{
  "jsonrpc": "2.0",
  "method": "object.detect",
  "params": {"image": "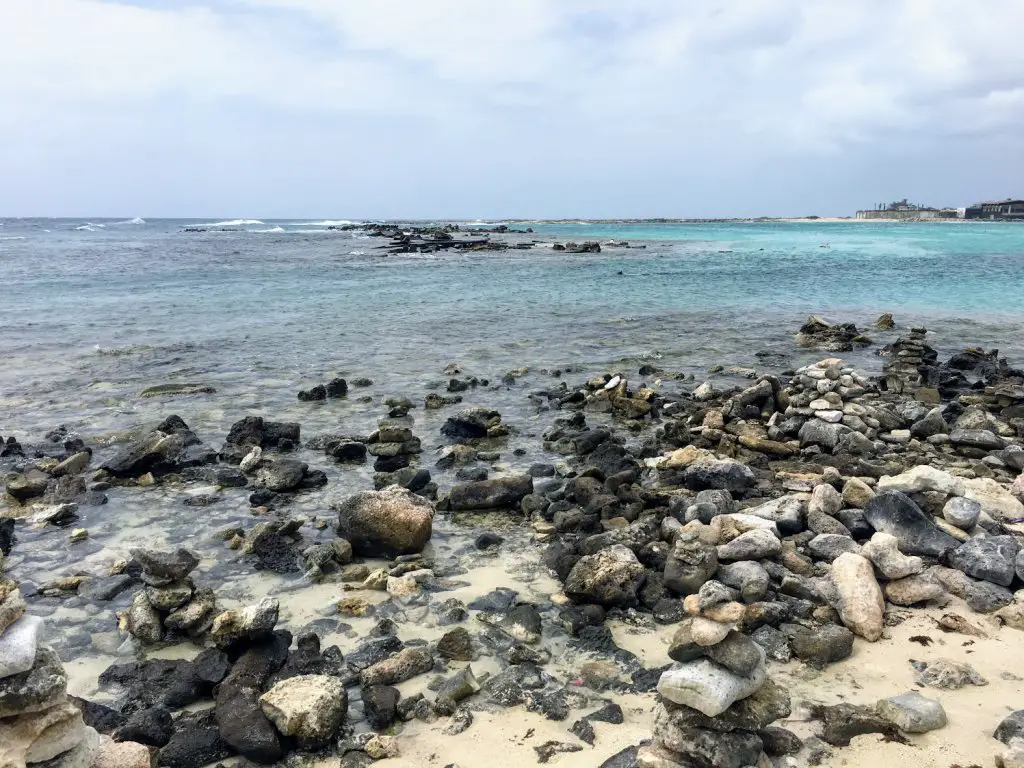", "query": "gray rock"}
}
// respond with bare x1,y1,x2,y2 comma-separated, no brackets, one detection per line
716,561,769,603
863,491,959,557
448,475,534,511
808,533,860,562
910,408,949,439
130,548,199,582
789,624,854,668
360,648,434,686
259,675,347,749
663,538,718,596
682,460,756,494
716,529,781,561
943,497,981,530
799,420,852,451
210,597,279,649
215,683,282,763
656,645,766,717
704,631,763,677
654,677,791,732
0,647,67,717
964,579,1014,613
255,459,307,492
876,691,947,733
913,658,987,689
751,625,791,662
948,536,1020,586
0,614,43,679
950,429,1005,451
124,591,163,644
995,710,1024,745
